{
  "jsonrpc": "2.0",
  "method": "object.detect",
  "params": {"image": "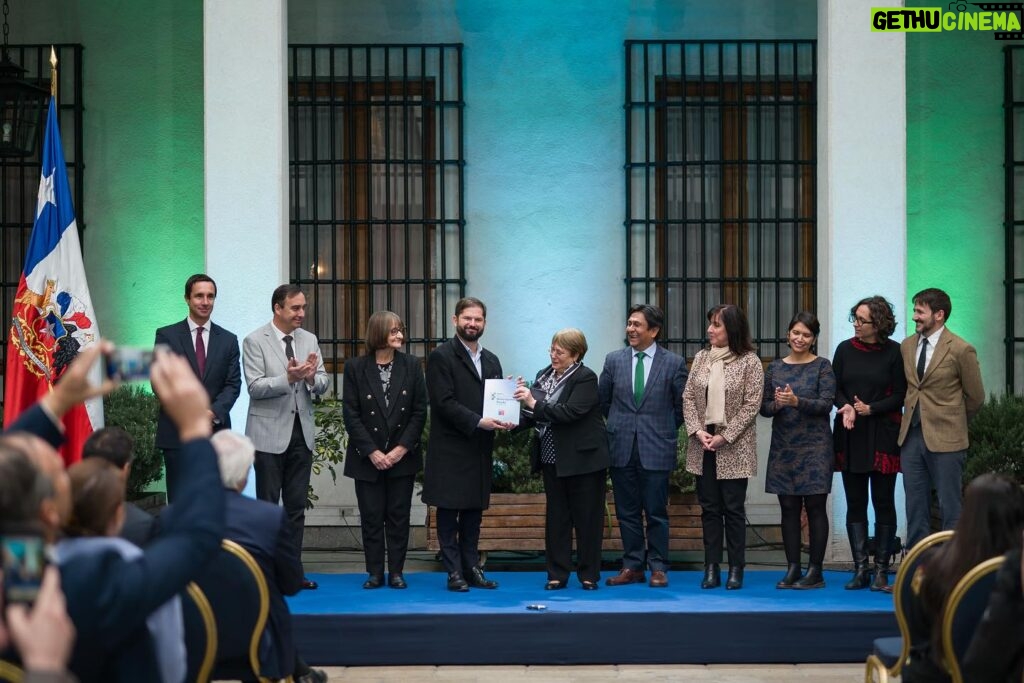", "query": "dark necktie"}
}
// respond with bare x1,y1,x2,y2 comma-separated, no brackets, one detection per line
917,337,928,381
283,335,295,361
195,327,206,377
634,352,645,407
